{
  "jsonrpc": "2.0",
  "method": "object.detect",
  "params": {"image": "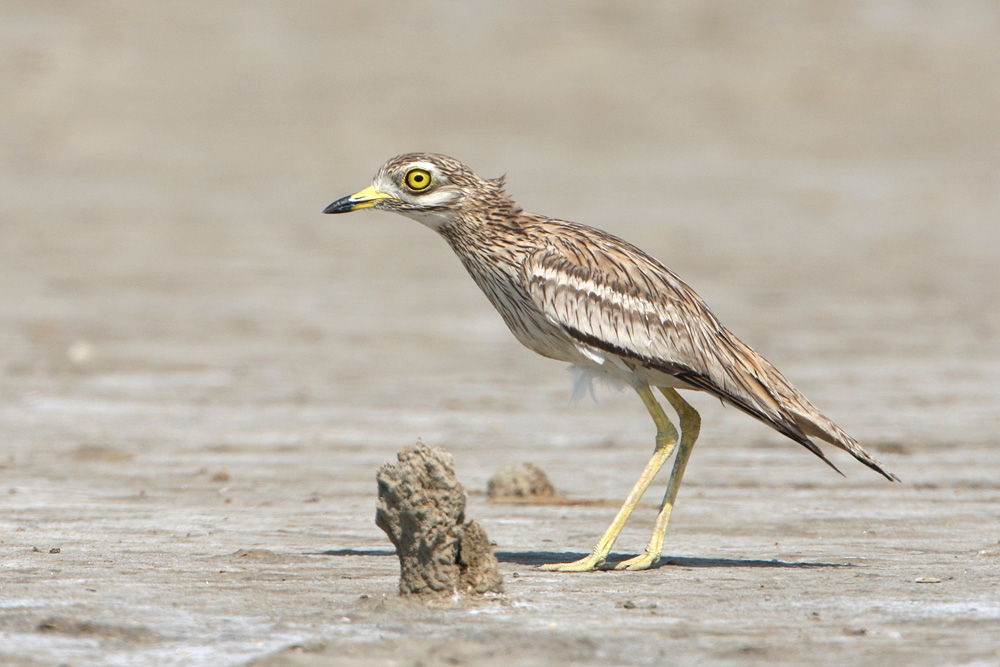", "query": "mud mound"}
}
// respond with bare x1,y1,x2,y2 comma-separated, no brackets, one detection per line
375,440,503,597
